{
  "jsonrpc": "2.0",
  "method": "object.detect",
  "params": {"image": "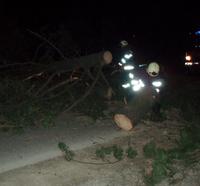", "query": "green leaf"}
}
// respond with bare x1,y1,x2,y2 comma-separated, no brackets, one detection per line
58,142,67,152
126,147,137,159
152,161,168,184
103,147,113,155
143,141,156,158
95,148,105,159
155,148,169,164
112,145,124,160
65,150,75,161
